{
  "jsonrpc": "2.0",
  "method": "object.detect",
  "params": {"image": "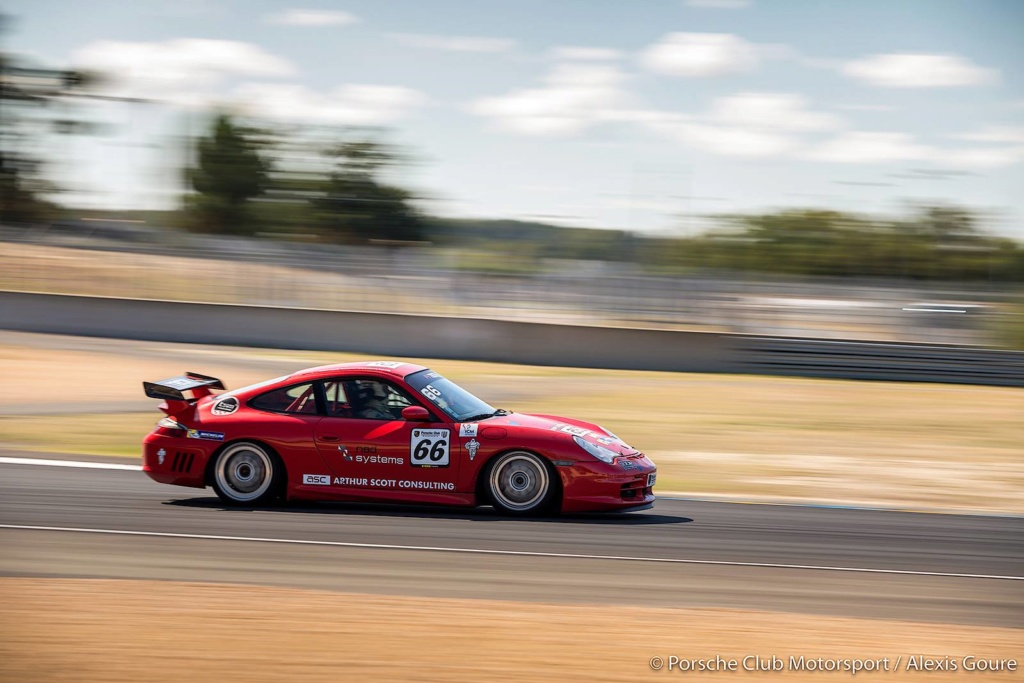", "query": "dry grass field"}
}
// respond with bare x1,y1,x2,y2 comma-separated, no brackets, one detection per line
1,578,1020,683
